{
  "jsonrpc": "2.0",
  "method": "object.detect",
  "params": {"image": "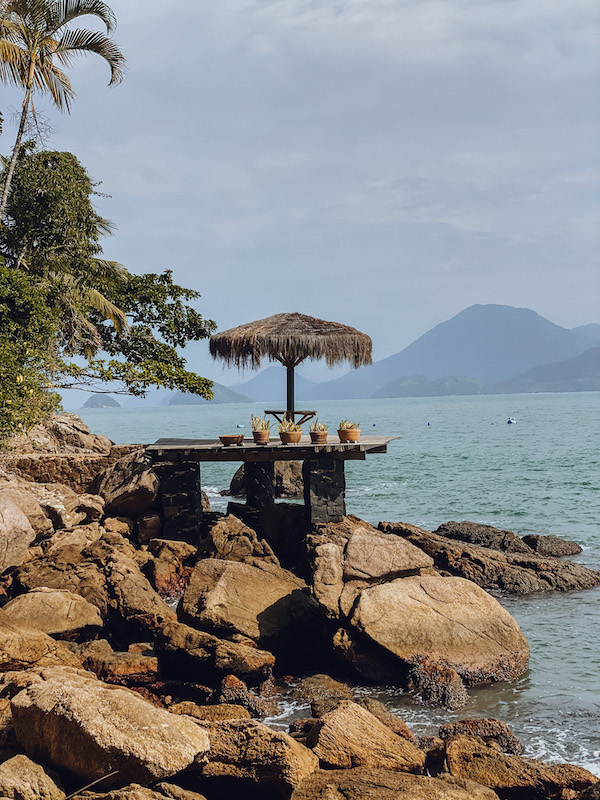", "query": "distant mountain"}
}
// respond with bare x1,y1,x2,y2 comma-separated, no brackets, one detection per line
492,347,600,394
231,366,319,403
82,395,121,408
313,305,595,399
571,324,600,345
169,382,250,405
374,375,489,398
